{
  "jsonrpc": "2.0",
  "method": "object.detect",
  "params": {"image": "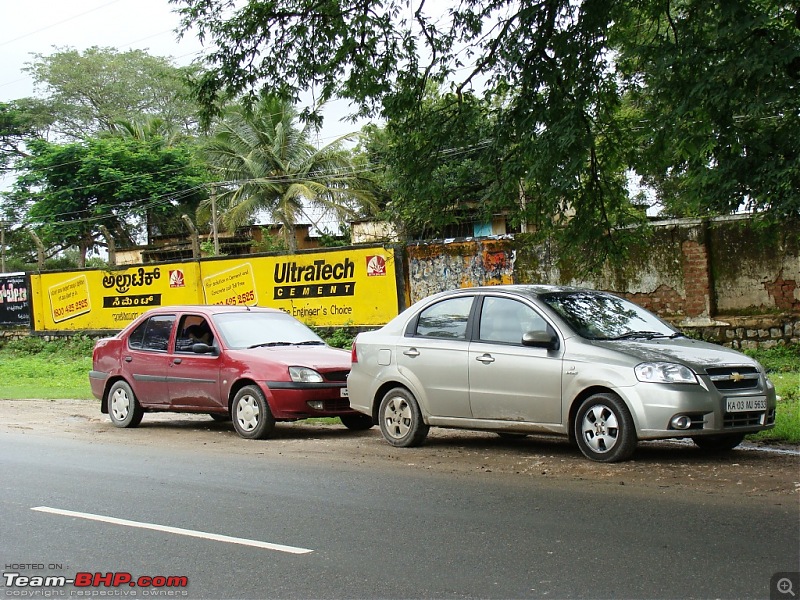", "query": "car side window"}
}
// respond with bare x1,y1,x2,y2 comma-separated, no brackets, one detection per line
176,316,214,352
414,296,473,339
128,315,175,352
479,297,548,345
